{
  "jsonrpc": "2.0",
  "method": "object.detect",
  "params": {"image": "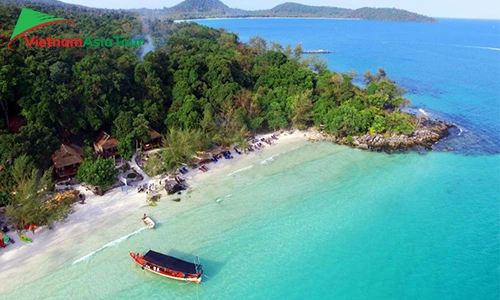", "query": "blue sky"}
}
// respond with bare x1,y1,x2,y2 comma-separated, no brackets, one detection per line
61,0,500,19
